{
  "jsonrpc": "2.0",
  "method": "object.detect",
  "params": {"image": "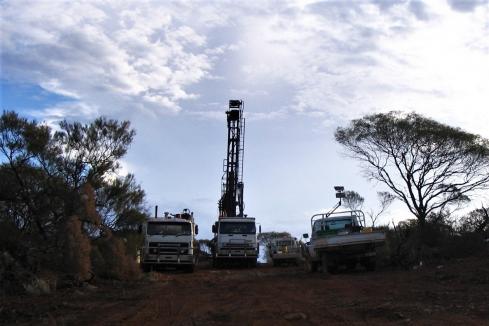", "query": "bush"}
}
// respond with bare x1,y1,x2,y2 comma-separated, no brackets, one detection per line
91,230,141,281
60,216,92,283
382,217,487,268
